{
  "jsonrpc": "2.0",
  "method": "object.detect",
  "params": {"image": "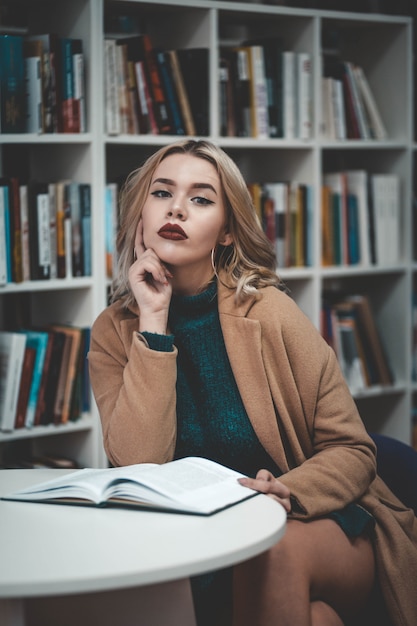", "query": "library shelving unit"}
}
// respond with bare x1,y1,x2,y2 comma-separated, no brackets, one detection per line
0,0,414,468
